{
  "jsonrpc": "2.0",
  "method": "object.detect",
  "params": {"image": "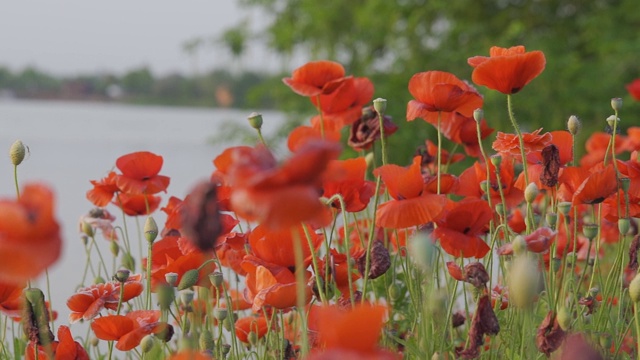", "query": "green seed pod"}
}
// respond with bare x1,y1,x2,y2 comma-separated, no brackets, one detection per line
214,308,228,321
567,115,581,136
619,218,630,235
157,285,175,310
583,224,599,240
473,108,484,123
209,272,224,288
247,112,263,130
524,182,539,203
110,240,120,257
388,283,404,302
114,269,130,283
178,269,200,290
199,328,215,351
611,97,623,111
122,252,136,272
141,334,156,353
557,202,572,216
373,98,387,115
